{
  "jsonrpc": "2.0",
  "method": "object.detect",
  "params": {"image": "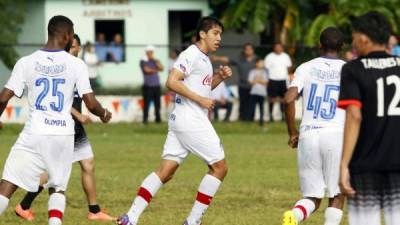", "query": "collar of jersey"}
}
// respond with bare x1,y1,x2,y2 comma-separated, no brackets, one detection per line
366,51,390,57
194,44,209,56
40,49,65,52
319,55,340,60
